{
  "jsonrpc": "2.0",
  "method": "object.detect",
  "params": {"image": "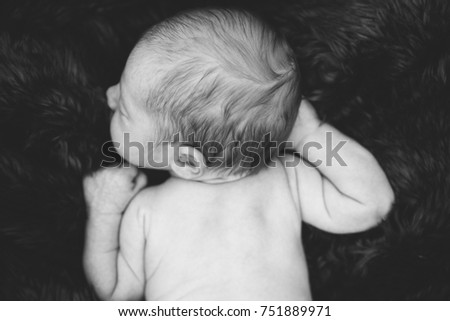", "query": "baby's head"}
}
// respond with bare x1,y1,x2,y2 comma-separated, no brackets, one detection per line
107,8,301,182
